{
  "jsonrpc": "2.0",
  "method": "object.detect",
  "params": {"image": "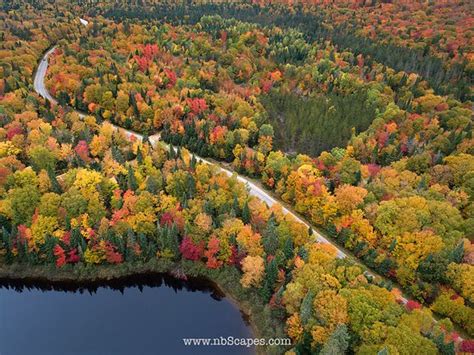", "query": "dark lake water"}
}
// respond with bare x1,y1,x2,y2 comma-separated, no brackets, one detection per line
0,274,254,355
